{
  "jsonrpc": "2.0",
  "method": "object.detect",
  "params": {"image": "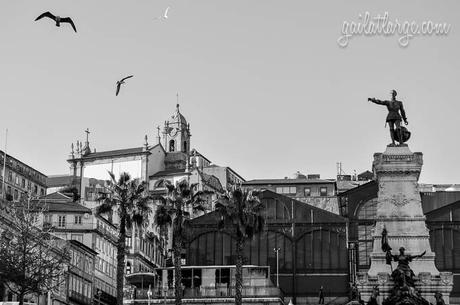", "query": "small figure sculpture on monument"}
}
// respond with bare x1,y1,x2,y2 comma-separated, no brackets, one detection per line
368,90,410,146
435,292,445,305
390,247,426,287
381,228,431,305
367,286,380,305
350,283,365,305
